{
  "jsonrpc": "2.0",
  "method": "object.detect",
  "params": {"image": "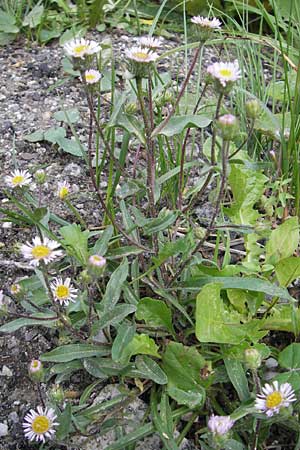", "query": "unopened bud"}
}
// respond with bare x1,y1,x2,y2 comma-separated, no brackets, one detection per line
28,359,44,382
48,384,64,403
194,226,206,240
216,114,239,141
245,99,261,120
88,254,106,278
244,348,262,370
35,169,46,184
125,102,138,115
